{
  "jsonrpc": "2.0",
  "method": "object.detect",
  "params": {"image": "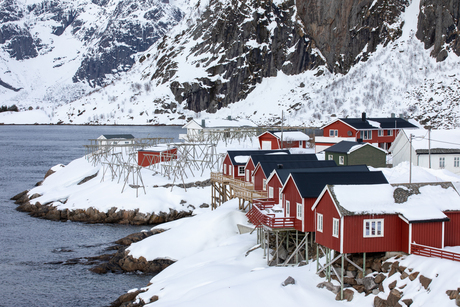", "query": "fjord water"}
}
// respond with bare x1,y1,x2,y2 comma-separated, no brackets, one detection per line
0,125,182,307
